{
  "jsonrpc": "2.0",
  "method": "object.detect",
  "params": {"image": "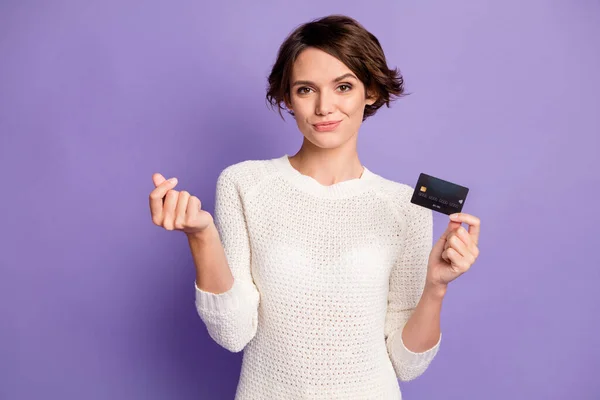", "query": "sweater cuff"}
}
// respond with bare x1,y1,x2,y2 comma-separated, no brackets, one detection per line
195,278,244,314
393,331,441,366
